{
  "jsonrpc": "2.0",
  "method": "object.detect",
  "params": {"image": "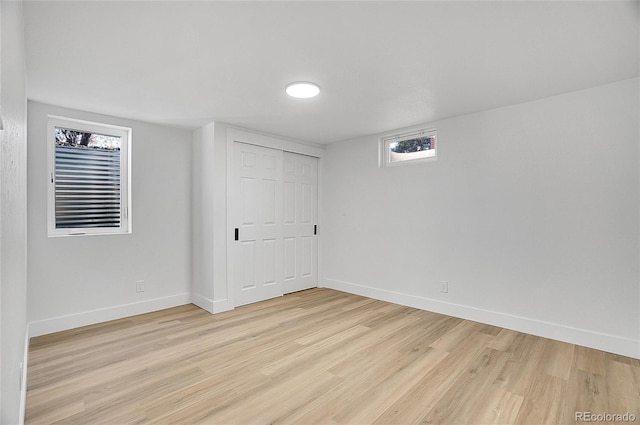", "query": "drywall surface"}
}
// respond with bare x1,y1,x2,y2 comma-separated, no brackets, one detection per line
322,78,639,358
1,0,29,423
192,123,215,308
191,122,229,313
212,123,228,307
27,102,192,335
